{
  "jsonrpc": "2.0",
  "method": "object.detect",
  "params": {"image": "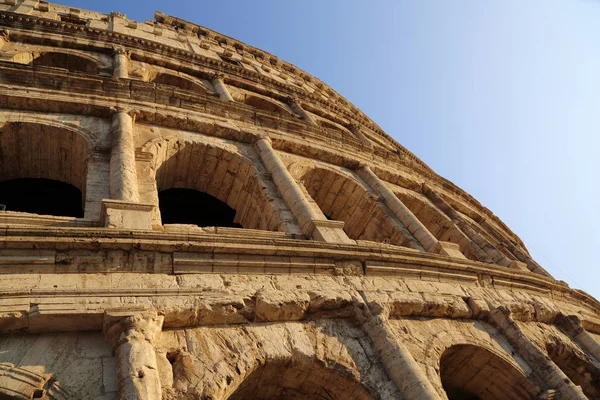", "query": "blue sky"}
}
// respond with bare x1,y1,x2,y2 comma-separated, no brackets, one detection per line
59,0,600,299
